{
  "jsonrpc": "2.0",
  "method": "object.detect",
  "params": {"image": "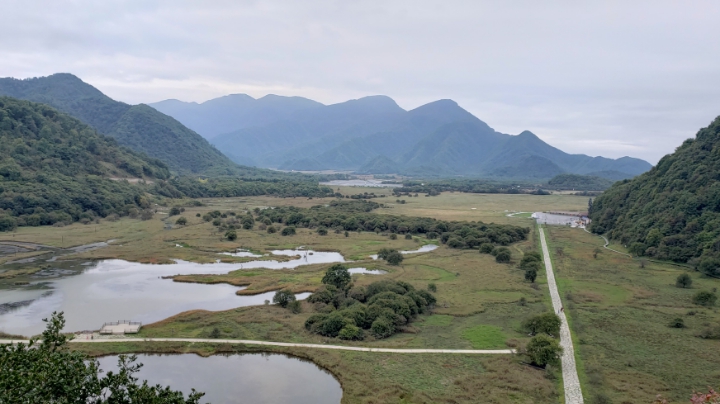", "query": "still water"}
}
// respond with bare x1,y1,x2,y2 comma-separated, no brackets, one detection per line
96,353,342,404
369,244,438,260
0,249,342,336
